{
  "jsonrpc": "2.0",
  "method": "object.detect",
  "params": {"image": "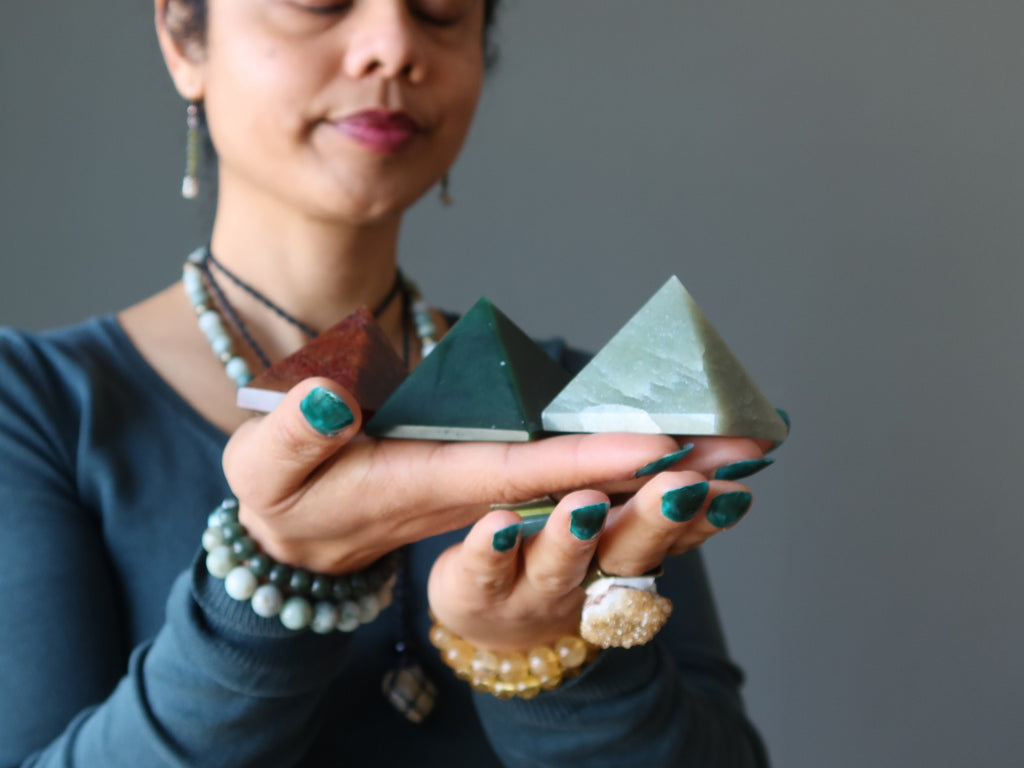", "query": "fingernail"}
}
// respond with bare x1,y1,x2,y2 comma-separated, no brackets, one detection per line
569,502,610,541
634,444,695,478
707,491,753,528
713,457,774,481
767,408,791,453
300,387,354,437
492,522,522,552
660,481,709,523
520,513,550,540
